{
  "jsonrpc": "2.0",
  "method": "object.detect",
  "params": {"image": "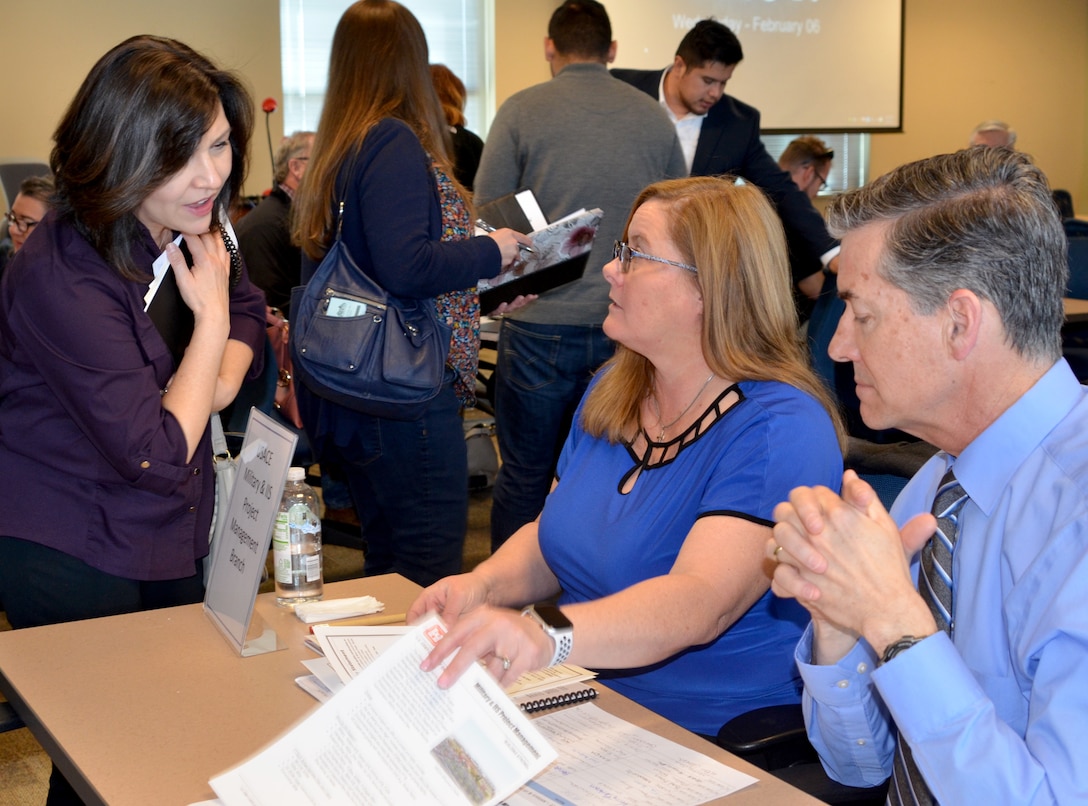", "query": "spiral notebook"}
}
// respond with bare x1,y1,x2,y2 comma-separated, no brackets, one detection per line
514,681,599,714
